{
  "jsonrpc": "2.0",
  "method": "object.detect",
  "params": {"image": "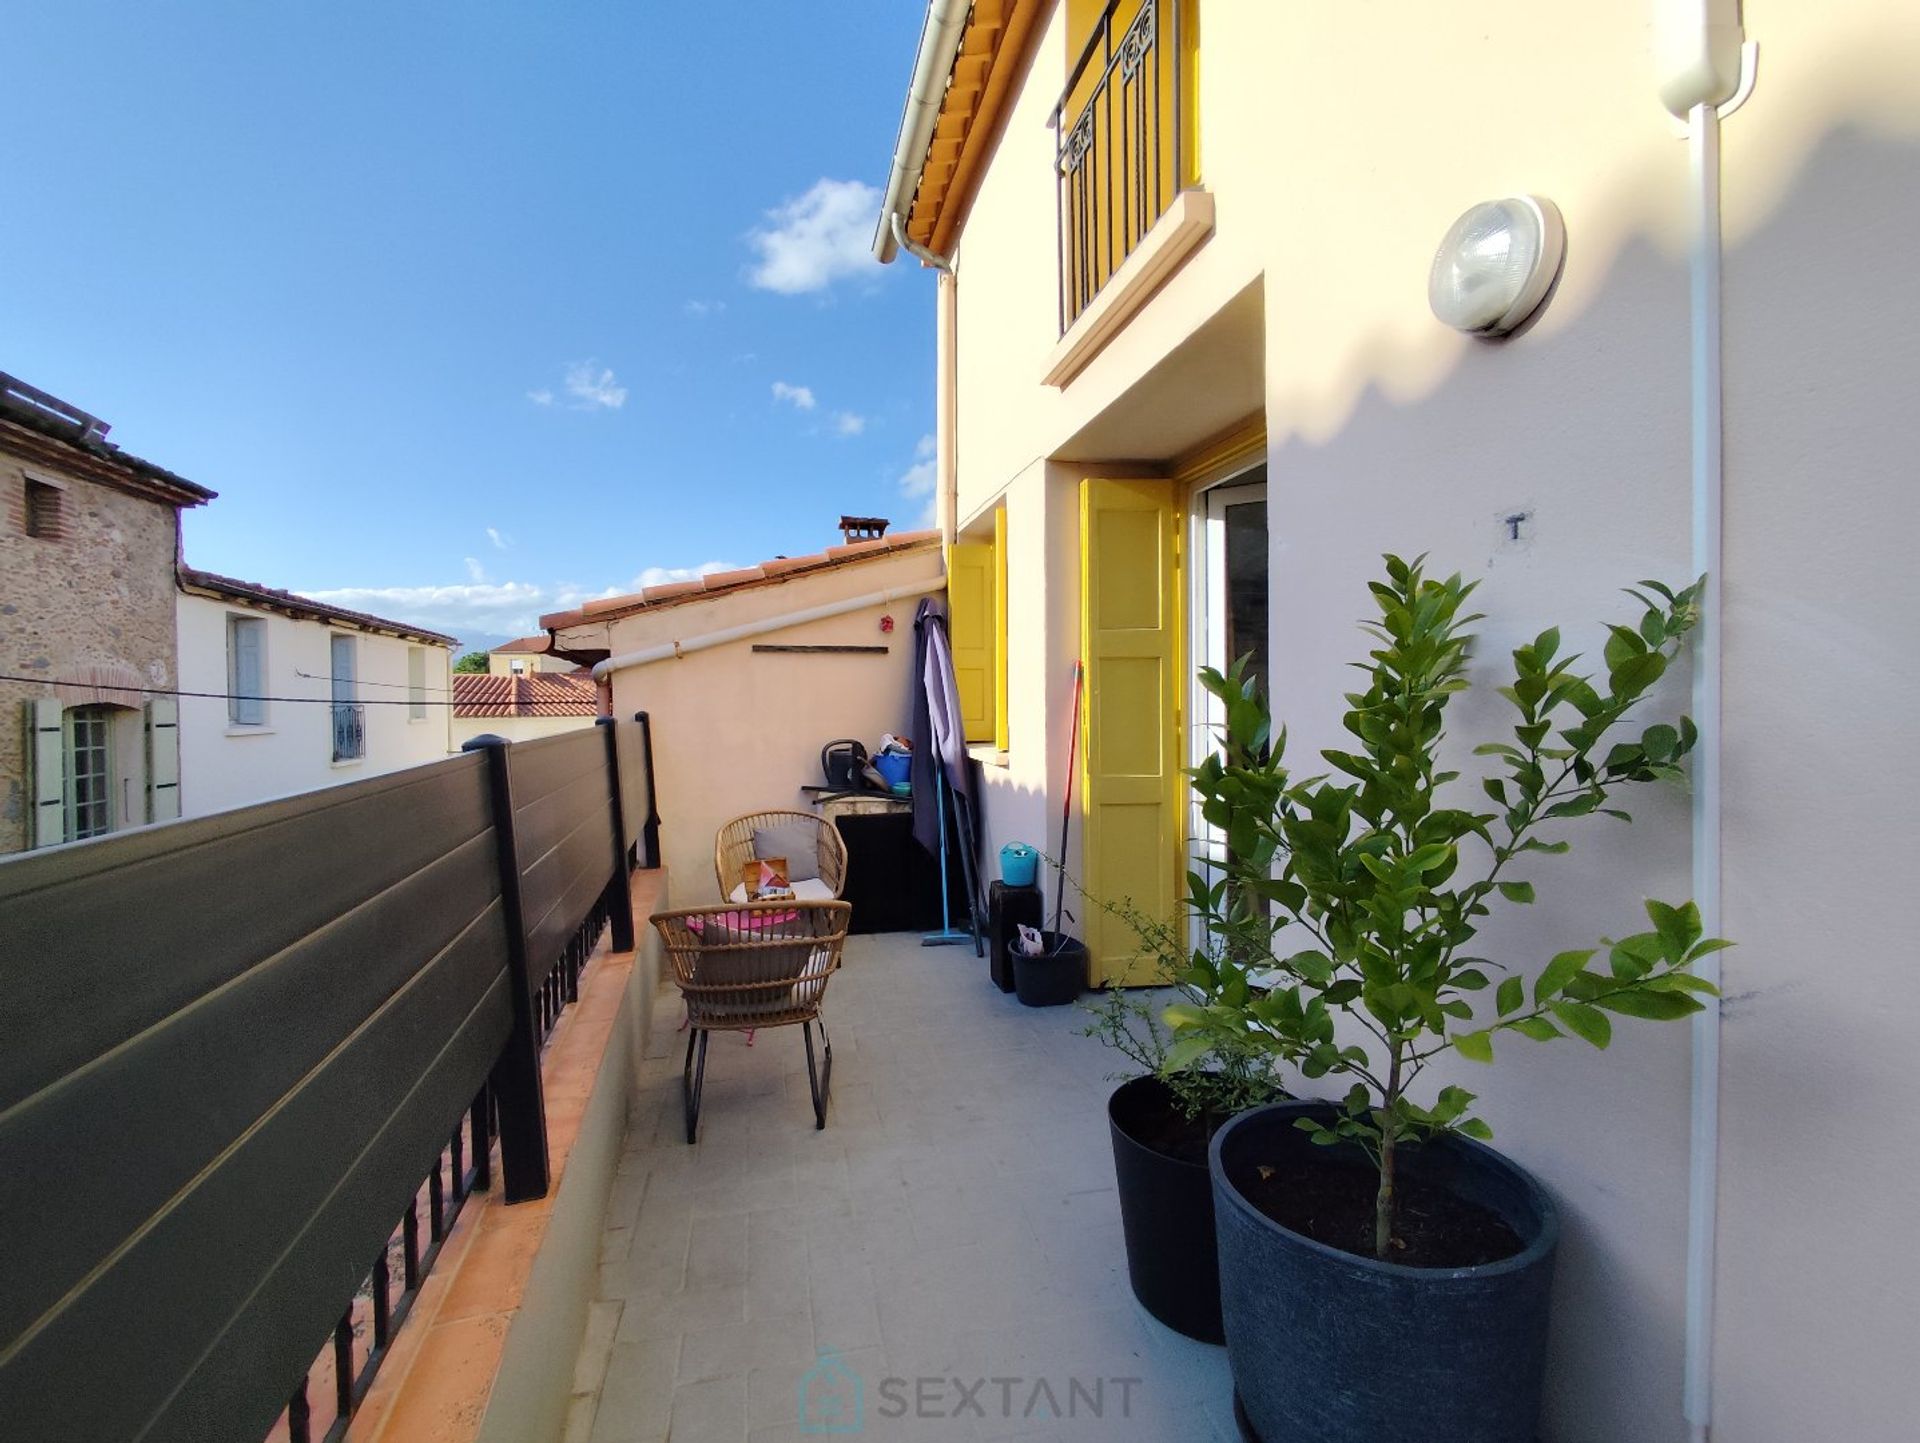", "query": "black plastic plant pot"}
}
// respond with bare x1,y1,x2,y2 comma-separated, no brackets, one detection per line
1108,1074,1226,1343
1210,1100,1560,1443
1013,933,1085,1006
